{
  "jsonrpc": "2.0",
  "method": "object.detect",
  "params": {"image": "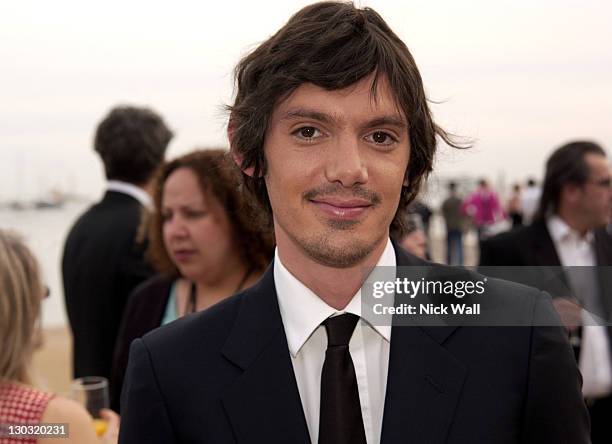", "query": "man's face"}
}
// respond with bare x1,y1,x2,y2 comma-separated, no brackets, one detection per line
578,153,612,228
262,74,410,268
